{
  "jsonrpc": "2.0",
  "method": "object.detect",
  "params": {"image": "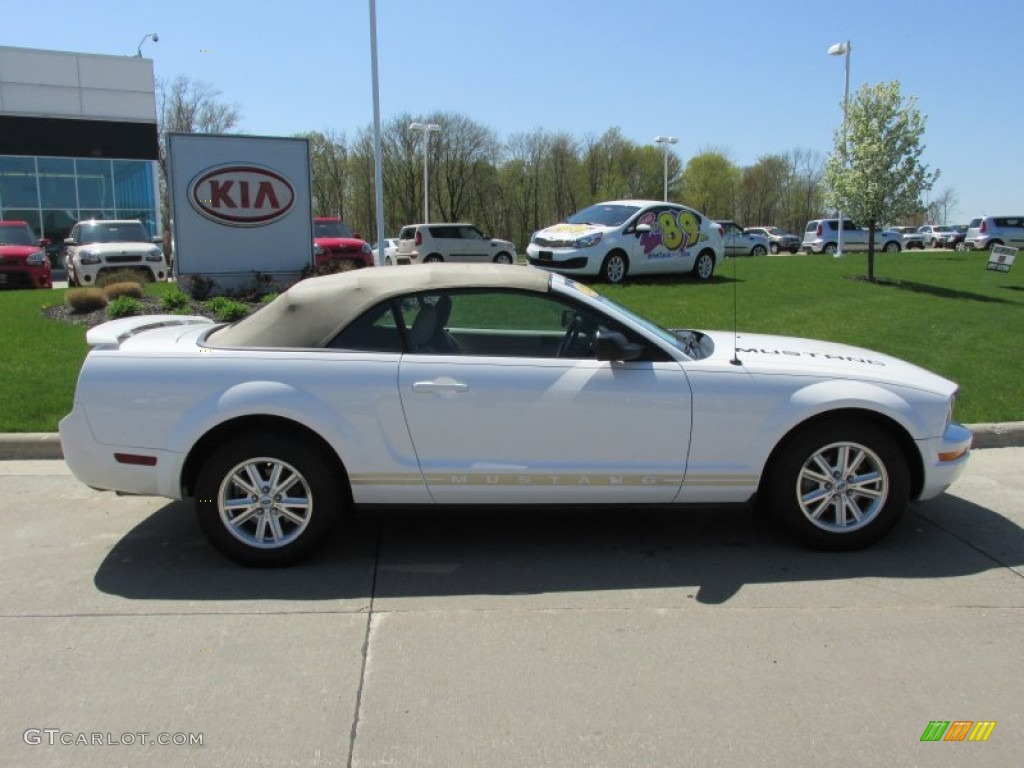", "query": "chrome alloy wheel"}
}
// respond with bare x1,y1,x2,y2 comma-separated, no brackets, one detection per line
795,441,889,533
218,457,313,549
